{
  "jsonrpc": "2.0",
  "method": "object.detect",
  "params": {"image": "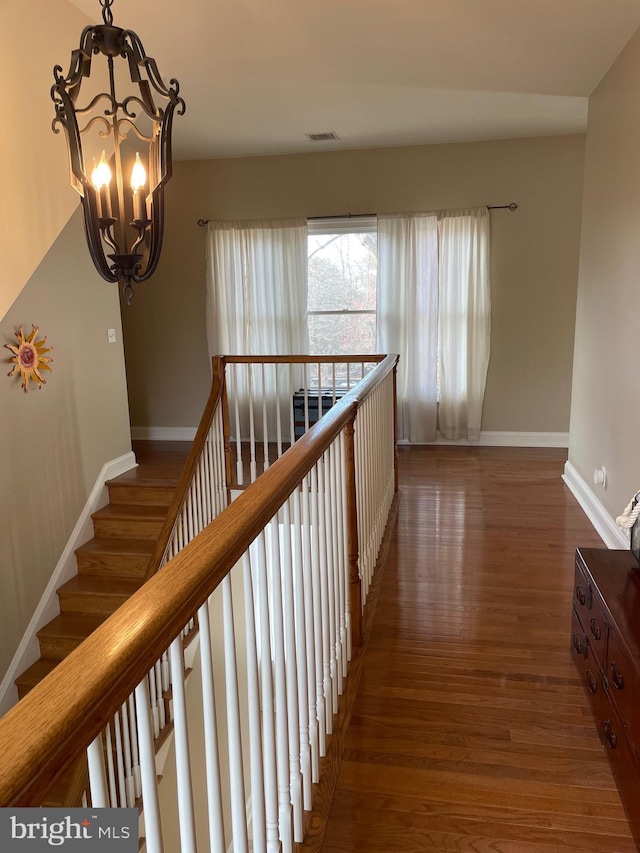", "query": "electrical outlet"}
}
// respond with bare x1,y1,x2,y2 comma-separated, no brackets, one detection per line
107,328,117,344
